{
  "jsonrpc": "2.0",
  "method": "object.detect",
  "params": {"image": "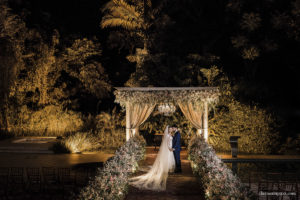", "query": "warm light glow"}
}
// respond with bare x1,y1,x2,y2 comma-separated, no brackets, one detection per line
157,103,176,116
